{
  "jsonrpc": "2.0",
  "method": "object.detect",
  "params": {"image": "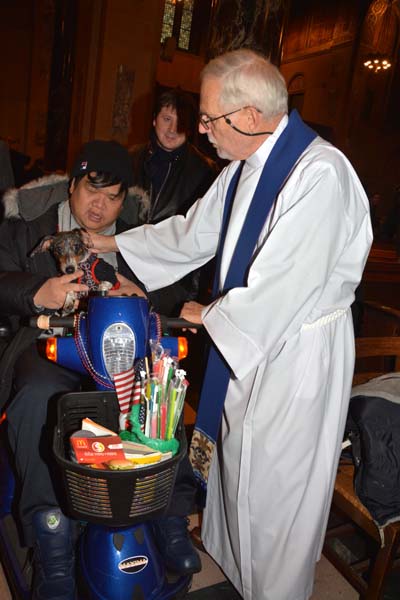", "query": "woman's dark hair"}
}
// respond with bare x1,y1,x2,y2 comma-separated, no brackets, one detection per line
154,88,197,138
